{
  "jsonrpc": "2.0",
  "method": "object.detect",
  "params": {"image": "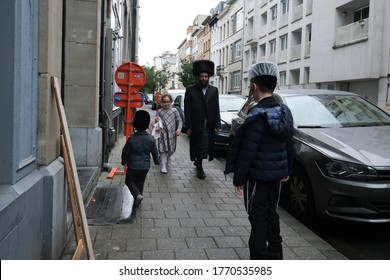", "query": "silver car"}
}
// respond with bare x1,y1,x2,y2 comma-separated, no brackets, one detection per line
230,89,390,224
